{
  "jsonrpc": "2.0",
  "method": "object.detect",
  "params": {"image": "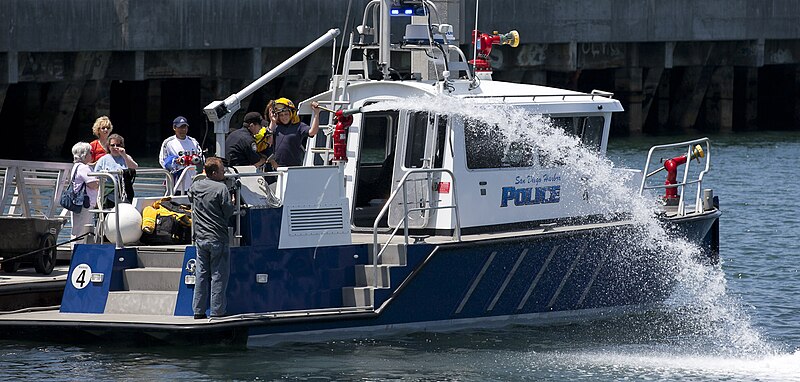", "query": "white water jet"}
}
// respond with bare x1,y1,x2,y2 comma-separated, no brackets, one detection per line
361,94,774,356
